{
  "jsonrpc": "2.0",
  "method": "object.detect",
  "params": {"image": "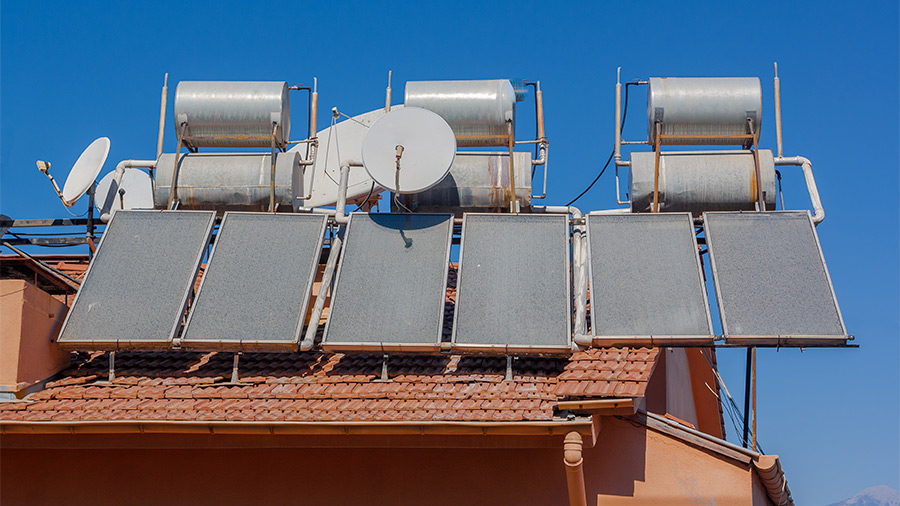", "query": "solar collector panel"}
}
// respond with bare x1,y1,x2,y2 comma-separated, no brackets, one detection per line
179,212,328,351
57,210,216,350
451,214,571,354
586,213,713,343
322,213,453,353
704,211,846,345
